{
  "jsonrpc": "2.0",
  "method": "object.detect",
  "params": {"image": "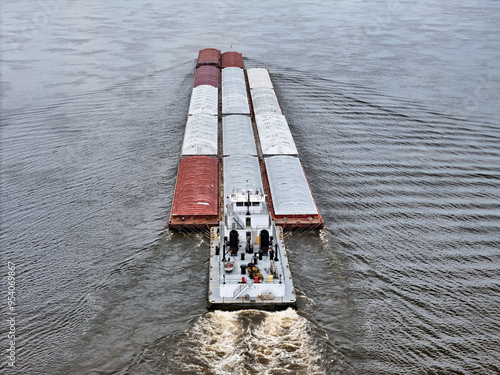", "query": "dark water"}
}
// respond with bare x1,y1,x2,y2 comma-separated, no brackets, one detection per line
1,1,499,374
